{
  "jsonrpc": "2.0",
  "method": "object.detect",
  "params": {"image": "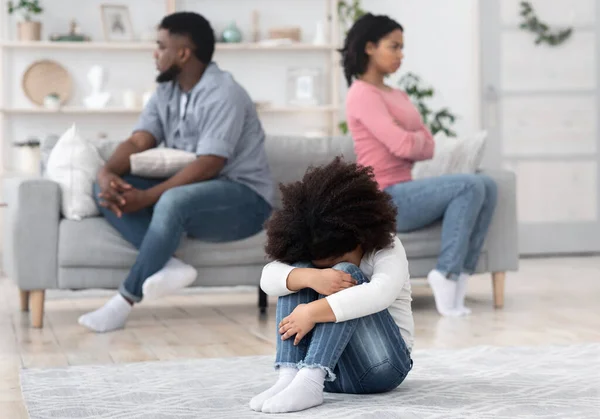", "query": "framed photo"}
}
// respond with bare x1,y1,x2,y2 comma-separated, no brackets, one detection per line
286,68,322,107
100,5,134,41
